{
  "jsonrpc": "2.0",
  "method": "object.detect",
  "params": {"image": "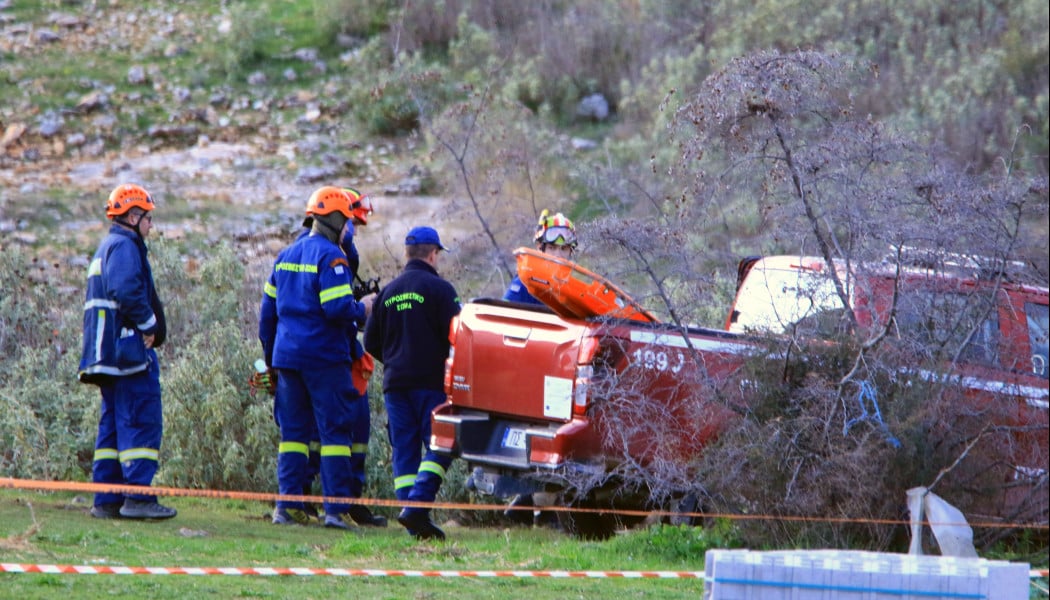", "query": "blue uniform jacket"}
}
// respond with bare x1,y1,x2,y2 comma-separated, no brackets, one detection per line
363,258,460,392
78,225,161,383
259,233,366,370
503,275,542,305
